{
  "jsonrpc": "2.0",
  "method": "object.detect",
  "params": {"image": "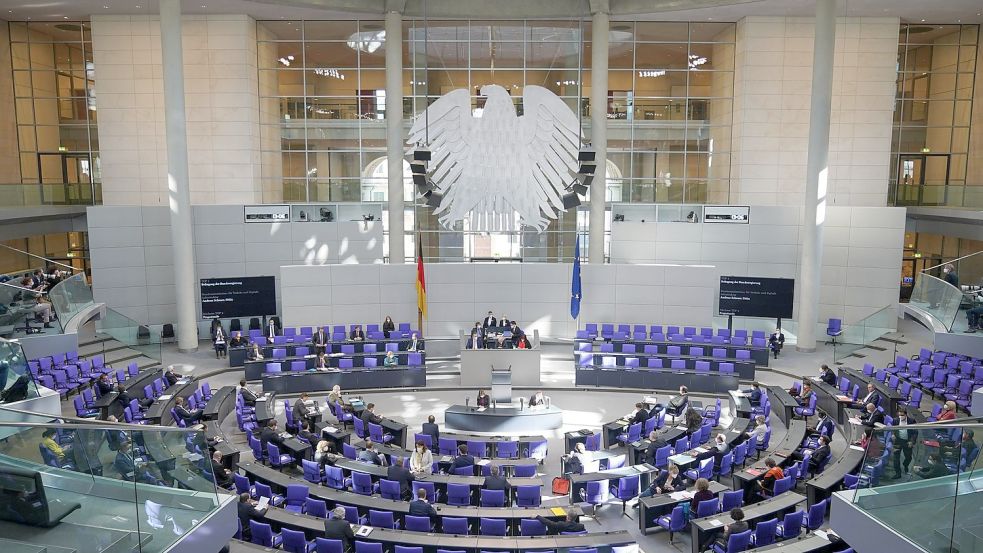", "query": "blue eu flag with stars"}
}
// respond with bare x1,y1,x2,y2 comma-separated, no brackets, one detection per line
571,235,582,319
